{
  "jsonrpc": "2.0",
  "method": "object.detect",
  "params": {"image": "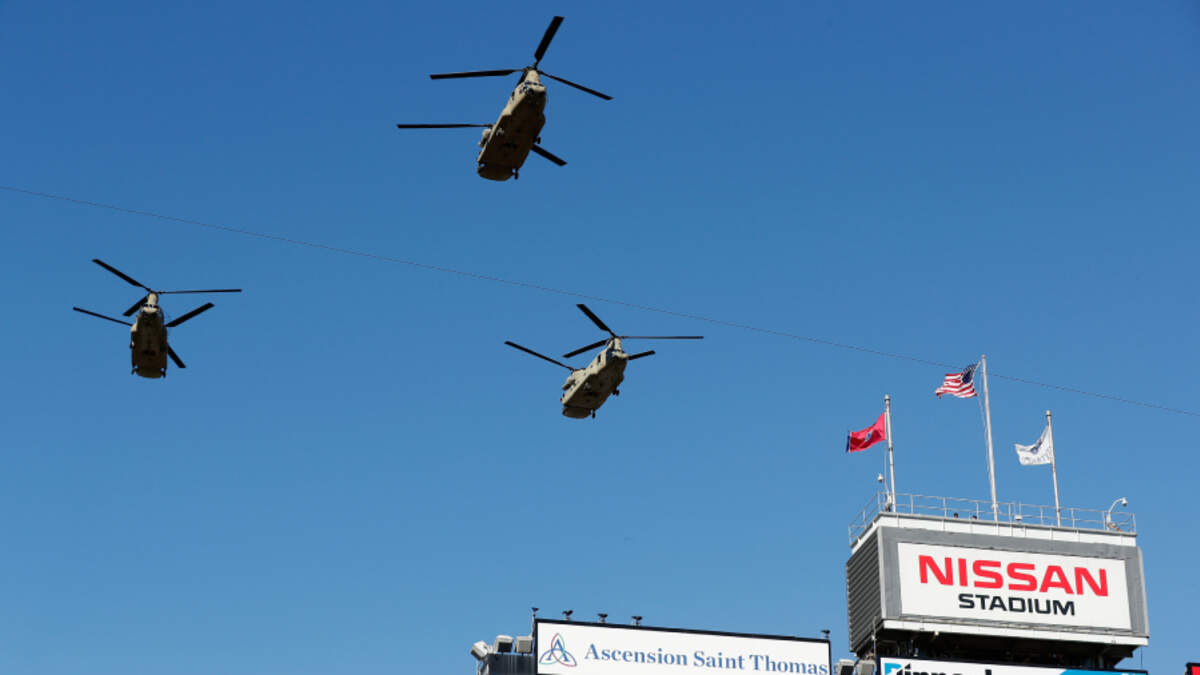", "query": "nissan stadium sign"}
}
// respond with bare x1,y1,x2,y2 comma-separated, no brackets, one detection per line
845,523,1149,650
878,657,1145,675
897,542,1132,630
534,620,829,675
